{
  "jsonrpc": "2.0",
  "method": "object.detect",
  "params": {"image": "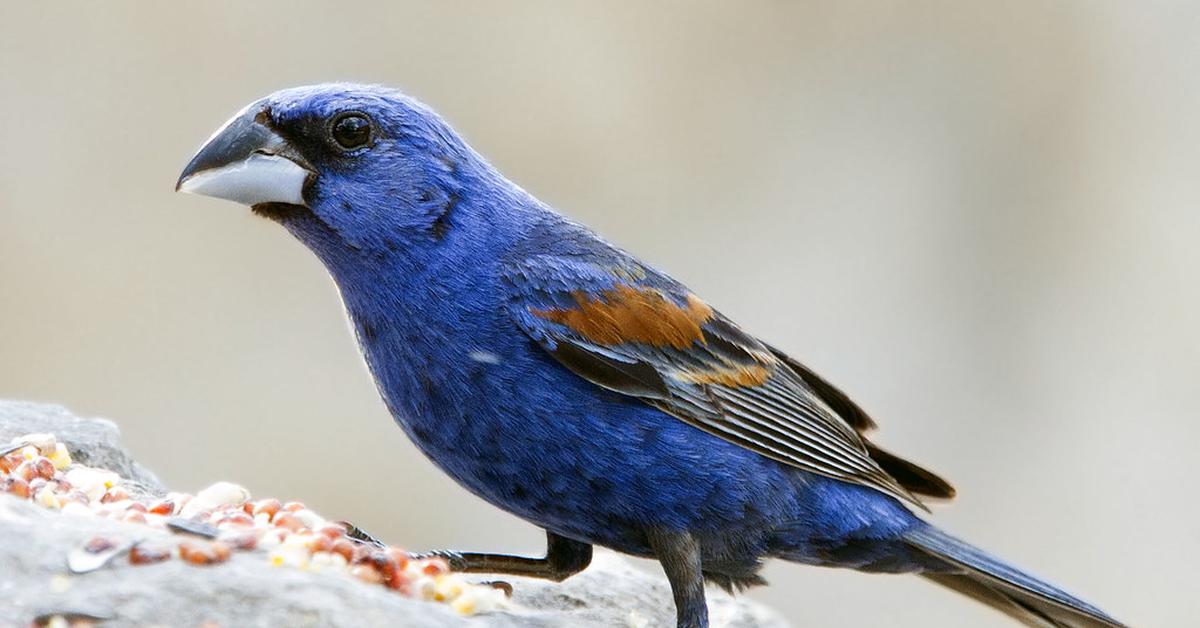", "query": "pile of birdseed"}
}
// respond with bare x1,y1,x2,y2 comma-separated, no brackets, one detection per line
0,432,509,618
